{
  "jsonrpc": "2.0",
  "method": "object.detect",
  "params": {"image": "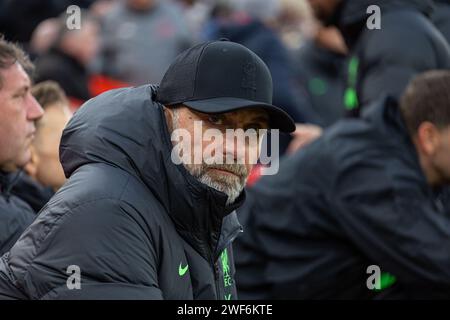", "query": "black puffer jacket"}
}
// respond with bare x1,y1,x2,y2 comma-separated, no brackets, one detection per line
10,172,54,213
0,85,244,300
0,171,35,256
234,97,450,299
432,0,450,44
333,0,450,115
